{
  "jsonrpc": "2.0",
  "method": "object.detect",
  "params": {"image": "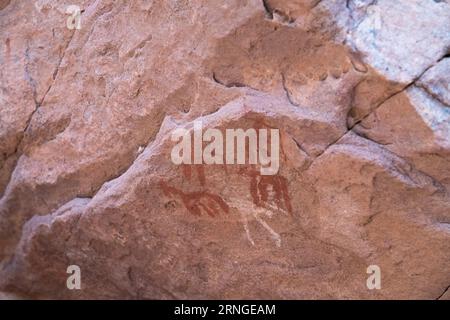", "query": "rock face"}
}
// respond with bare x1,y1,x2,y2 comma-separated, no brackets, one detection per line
0,0,449,299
